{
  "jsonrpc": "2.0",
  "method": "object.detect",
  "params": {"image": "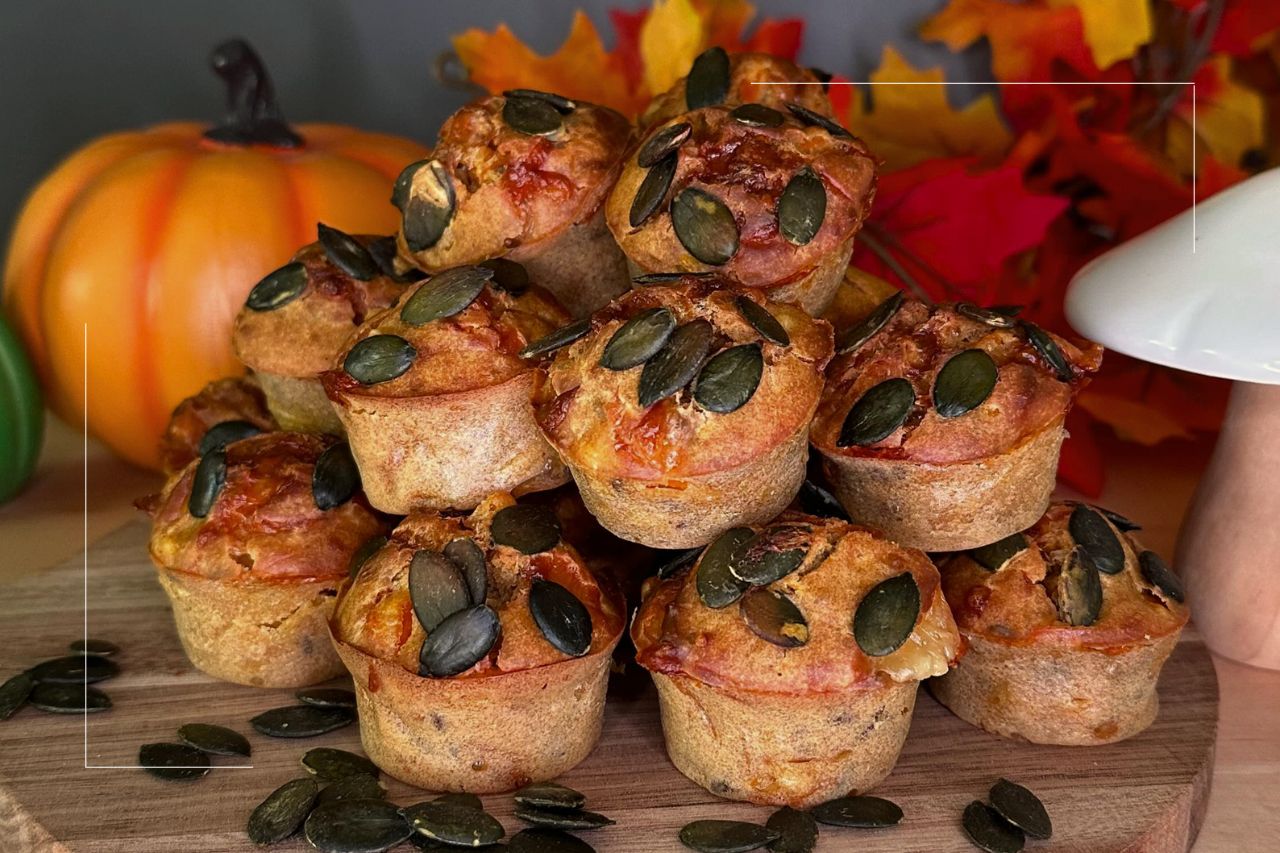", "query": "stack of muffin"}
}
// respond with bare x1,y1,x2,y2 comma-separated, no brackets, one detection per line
140,47,1189,805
